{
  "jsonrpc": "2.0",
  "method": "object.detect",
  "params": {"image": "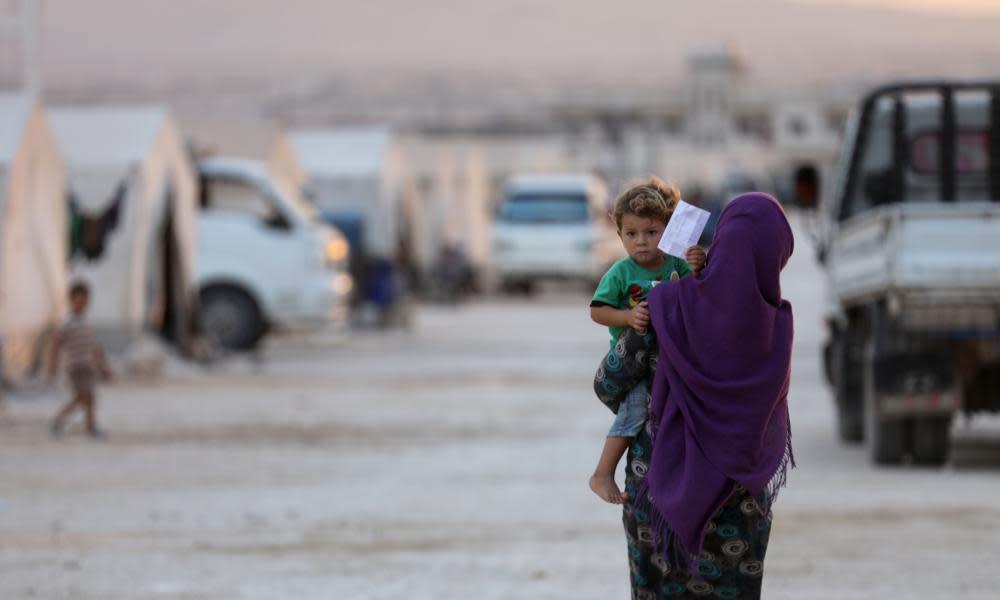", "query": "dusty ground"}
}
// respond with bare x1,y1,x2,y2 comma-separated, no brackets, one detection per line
3,220,1000,599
